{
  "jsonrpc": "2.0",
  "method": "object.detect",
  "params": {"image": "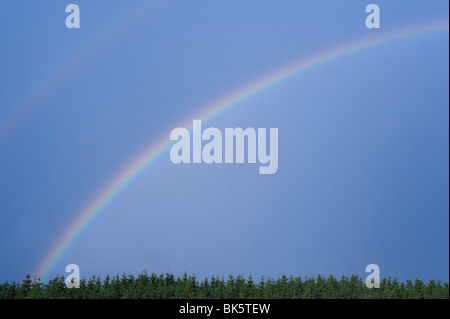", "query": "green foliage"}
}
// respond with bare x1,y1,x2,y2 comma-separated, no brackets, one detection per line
1,272,448,299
